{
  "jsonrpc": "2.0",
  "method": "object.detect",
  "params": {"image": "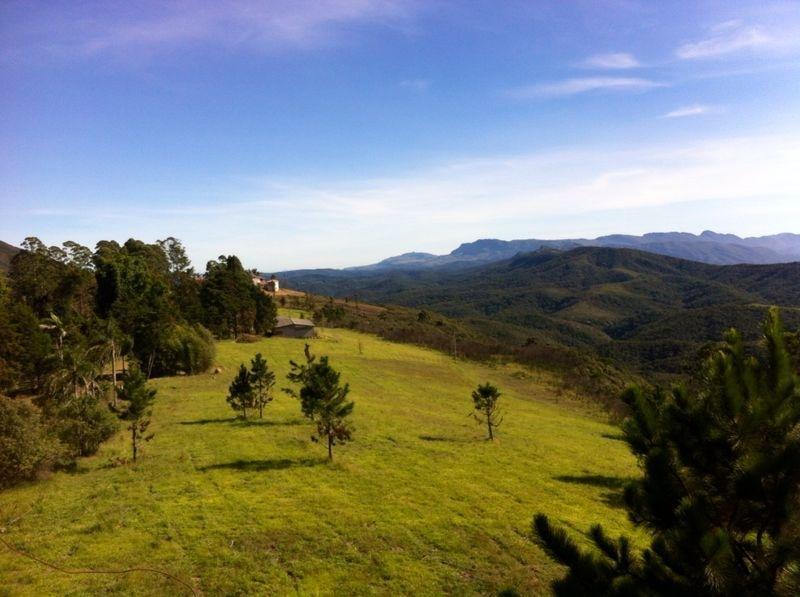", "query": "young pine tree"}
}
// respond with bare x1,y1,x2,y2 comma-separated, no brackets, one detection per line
227,364,254,420
471,382,503,440
112,364,156,462
533,308,800,596
284,345,354,460
250,352,275,419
